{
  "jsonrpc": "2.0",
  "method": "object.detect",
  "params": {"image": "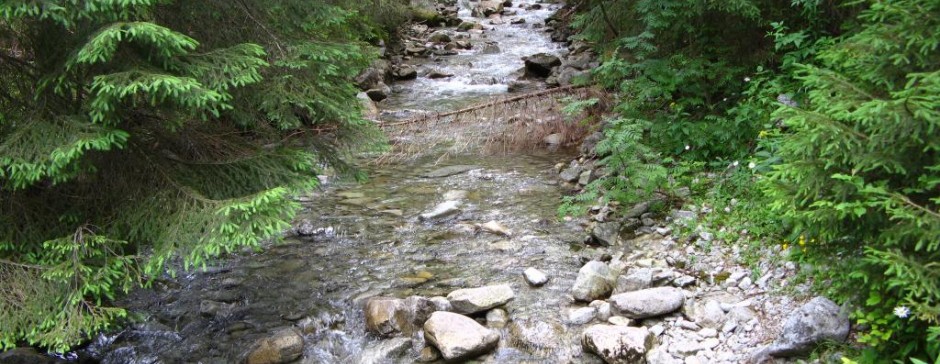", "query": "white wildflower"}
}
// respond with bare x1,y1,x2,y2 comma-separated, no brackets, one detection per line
744,77,751,82
685,145,691,151
732,160,739,167
894,306,910,318
748,162,756,169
